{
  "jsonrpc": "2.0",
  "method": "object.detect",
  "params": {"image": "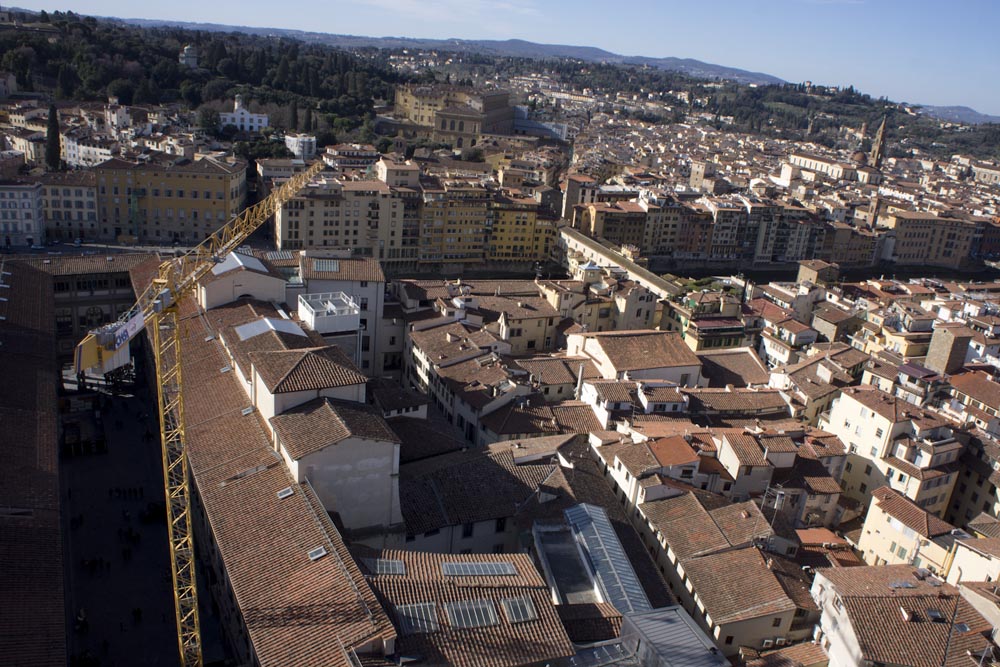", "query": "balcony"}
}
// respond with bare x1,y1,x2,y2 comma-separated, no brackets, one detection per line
297,292,360,334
